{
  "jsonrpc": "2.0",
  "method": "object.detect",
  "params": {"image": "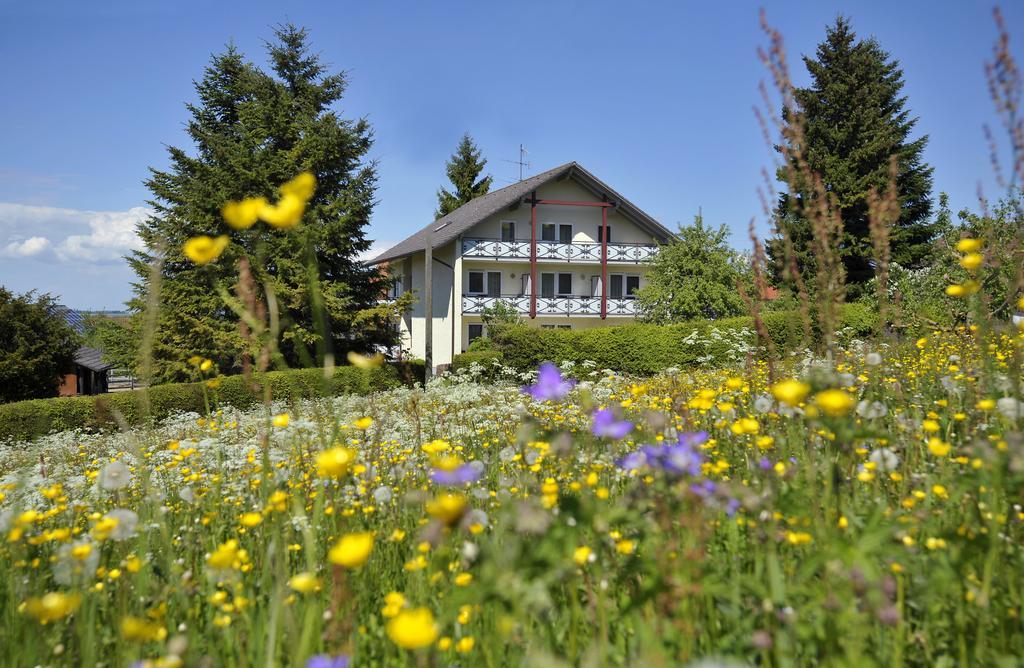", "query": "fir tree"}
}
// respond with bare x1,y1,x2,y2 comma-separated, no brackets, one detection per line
435,134,492,218
130,25,392,383
768,17,935,289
